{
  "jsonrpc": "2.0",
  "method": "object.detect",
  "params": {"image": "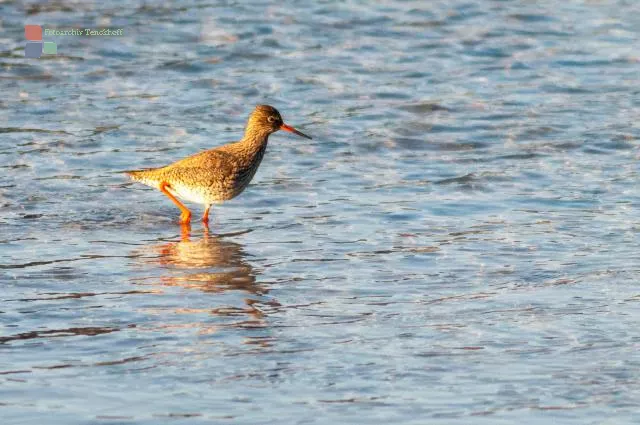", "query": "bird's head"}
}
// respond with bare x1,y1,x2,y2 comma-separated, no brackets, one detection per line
245,105,312,140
